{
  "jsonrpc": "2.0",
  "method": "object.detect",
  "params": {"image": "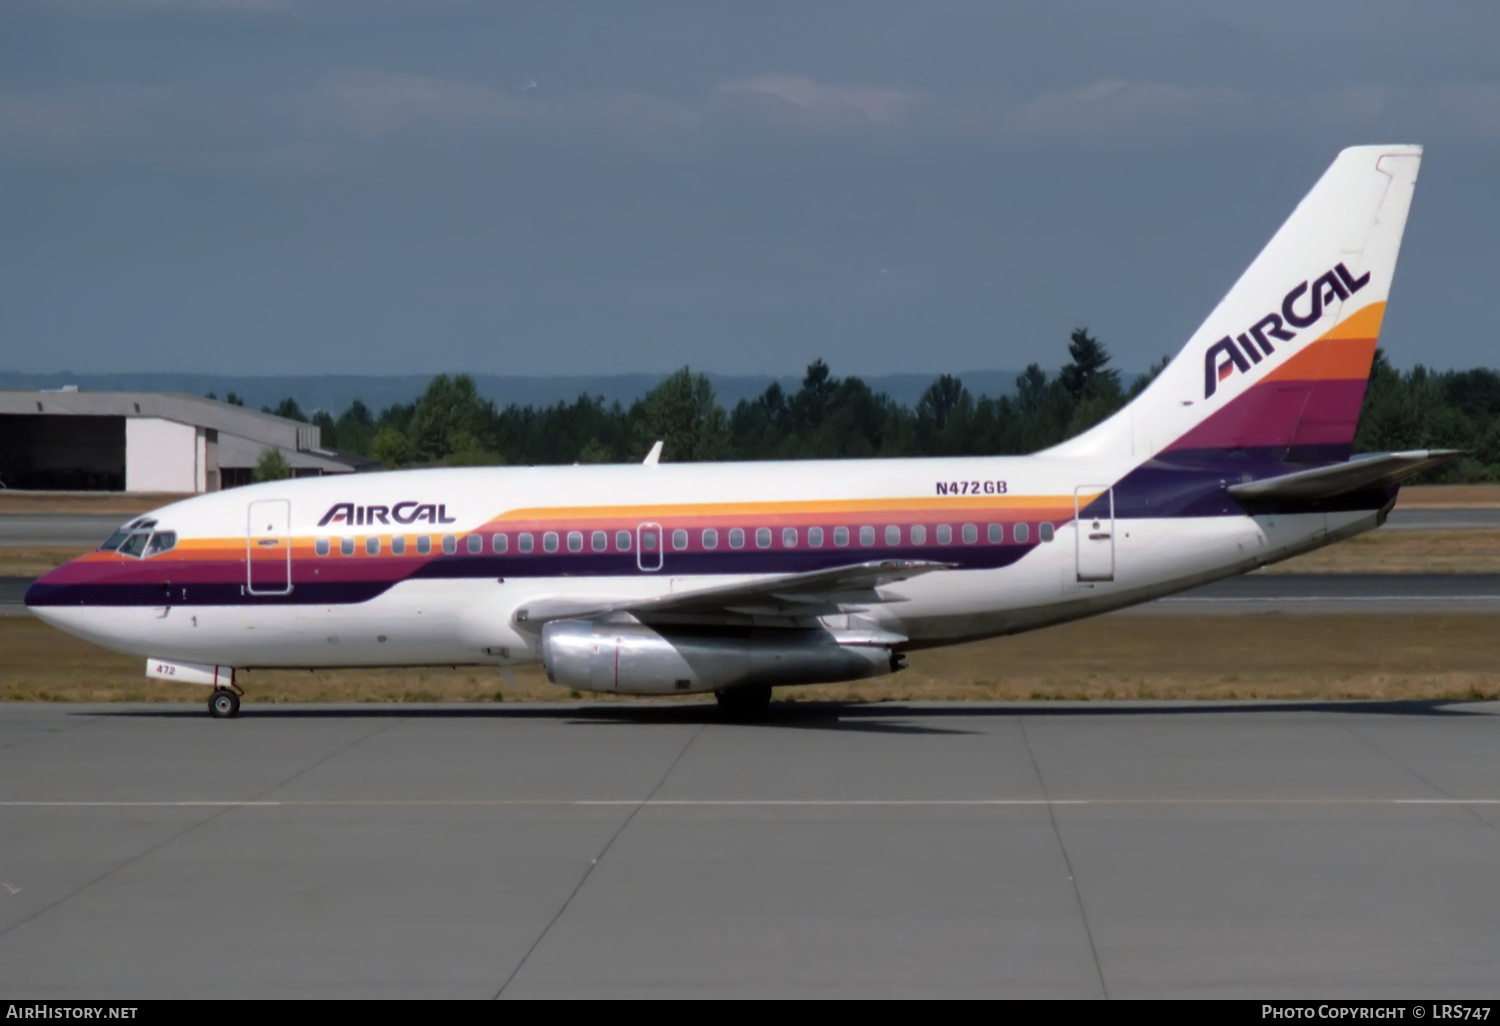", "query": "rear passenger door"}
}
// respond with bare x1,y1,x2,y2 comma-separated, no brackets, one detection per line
1074,486,1115,583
